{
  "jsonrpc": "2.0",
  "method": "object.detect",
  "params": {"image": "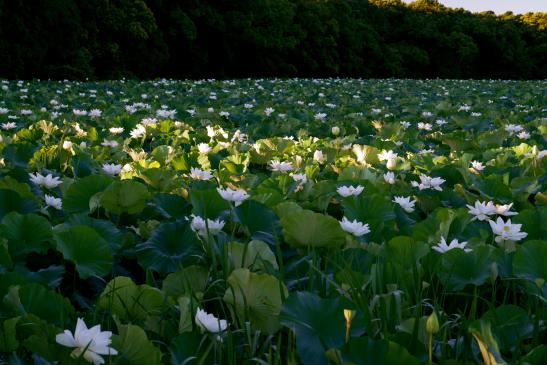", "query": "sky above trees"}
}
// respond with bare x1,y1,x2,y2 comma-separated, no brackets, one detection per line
401,0,547,14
